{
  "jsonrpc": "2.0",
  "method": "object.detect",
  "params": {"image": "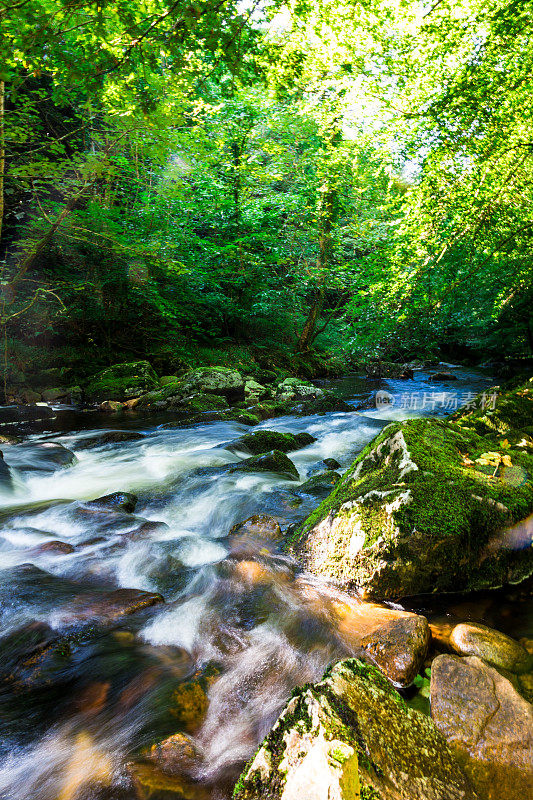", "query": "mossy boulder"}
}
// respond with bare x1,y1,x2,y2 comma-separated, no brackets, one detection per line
229,450,299,481
85,361,159,402
276,377,323,401
299,470,341,496
233,658,476,800
288,407,533,600
175,366,245,398
226,430,316,455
